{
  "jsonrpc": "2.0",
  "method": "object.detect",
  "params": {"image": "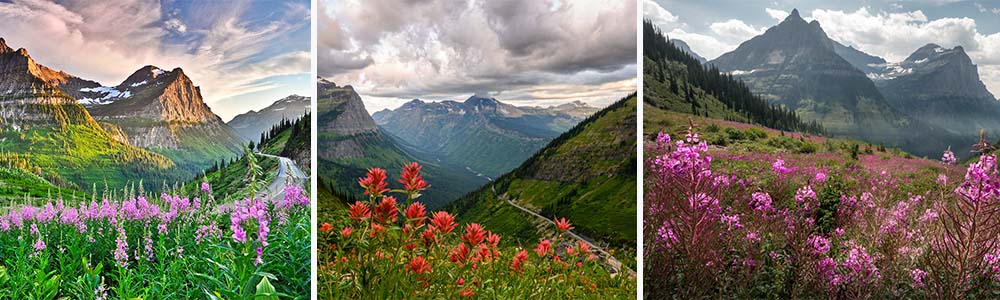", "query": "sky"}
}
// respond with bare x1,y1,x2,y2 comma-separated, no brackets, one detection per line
0,0,311,121
646,0,1000,97
319,0,638,114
